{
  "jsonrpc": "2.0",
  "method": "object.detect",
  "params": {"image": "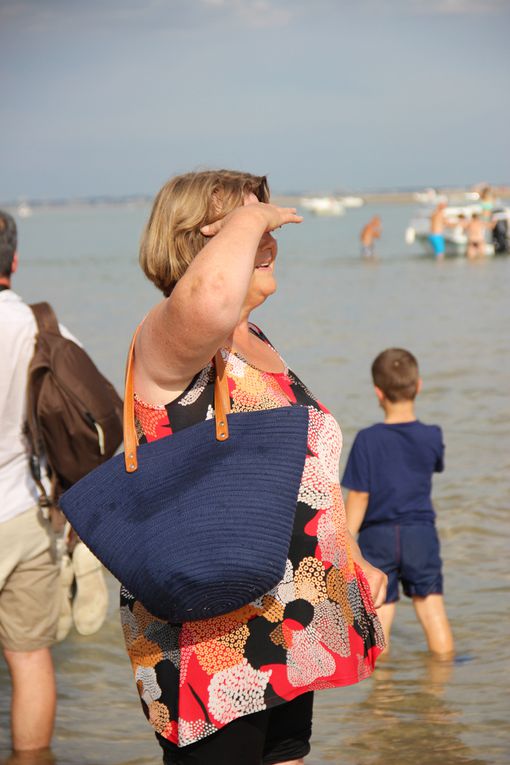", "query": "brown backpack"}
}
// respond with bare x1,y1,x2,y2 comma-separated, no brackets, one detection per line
25,302,123,506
